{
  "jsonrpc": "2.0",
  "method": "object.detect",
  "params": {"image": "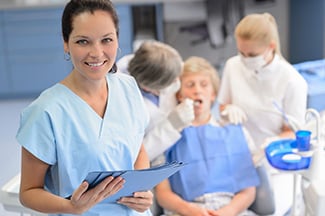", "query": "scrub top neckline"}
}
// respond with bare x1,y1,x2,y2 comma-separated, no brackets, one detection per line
56,77,110,121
